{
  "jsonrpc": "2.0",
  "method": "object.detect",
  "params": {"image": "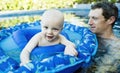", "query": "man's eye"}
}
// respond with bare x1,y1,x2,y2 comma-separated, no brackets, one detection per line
93,17,98,20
